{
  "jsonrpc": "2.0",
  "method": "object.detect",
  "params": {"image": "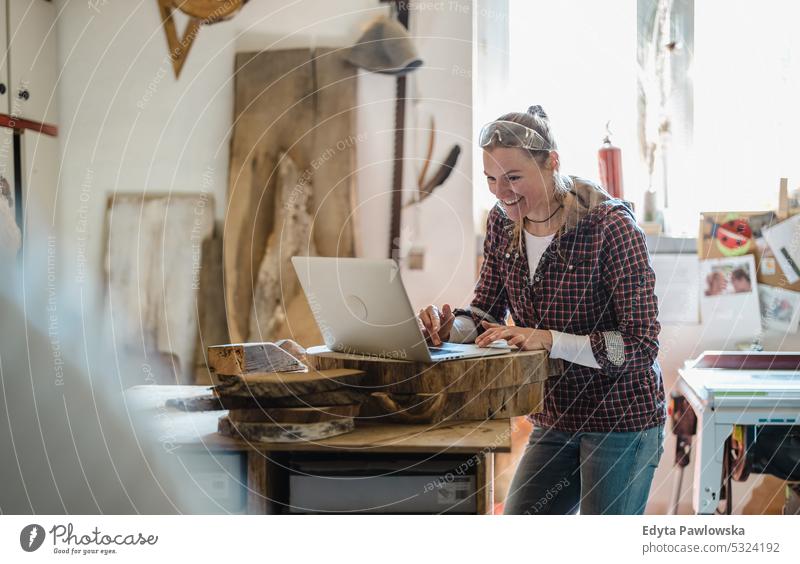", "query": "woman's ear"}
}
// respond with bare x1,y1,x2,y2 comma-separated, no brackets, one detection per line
548,151,560,171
